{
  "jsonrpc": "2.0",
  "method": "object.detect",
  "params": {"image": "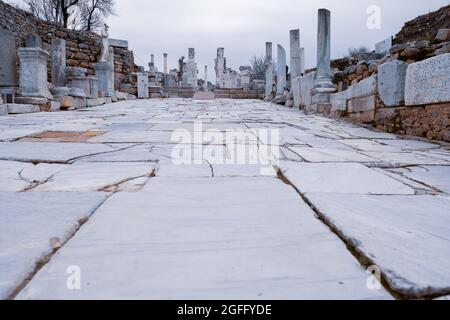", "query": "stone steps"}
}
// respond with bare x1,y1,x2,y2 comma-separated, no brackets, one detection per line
165,87,196,98
214,89,261,99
